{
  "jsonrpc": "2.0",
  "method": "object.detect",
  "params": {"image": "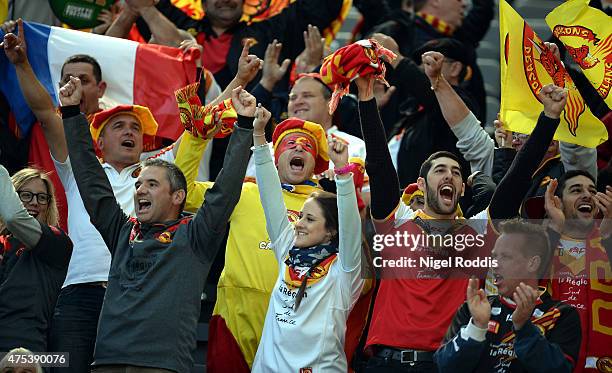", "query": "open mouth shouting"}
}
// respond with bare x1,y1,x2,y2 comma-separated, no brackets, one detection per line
290,156,305,172
576,203,593,213
575,199,595,218
137,198,152,214
121,139,136,149
438,184,455,205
